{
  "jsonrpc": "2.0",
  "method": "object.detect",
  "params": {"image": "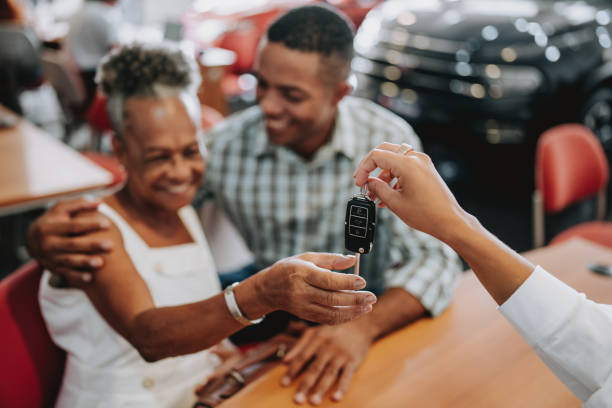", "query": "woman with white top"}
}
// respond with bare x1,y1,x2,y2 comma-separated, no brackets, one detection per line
38,44,376,408
353,142,612,407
